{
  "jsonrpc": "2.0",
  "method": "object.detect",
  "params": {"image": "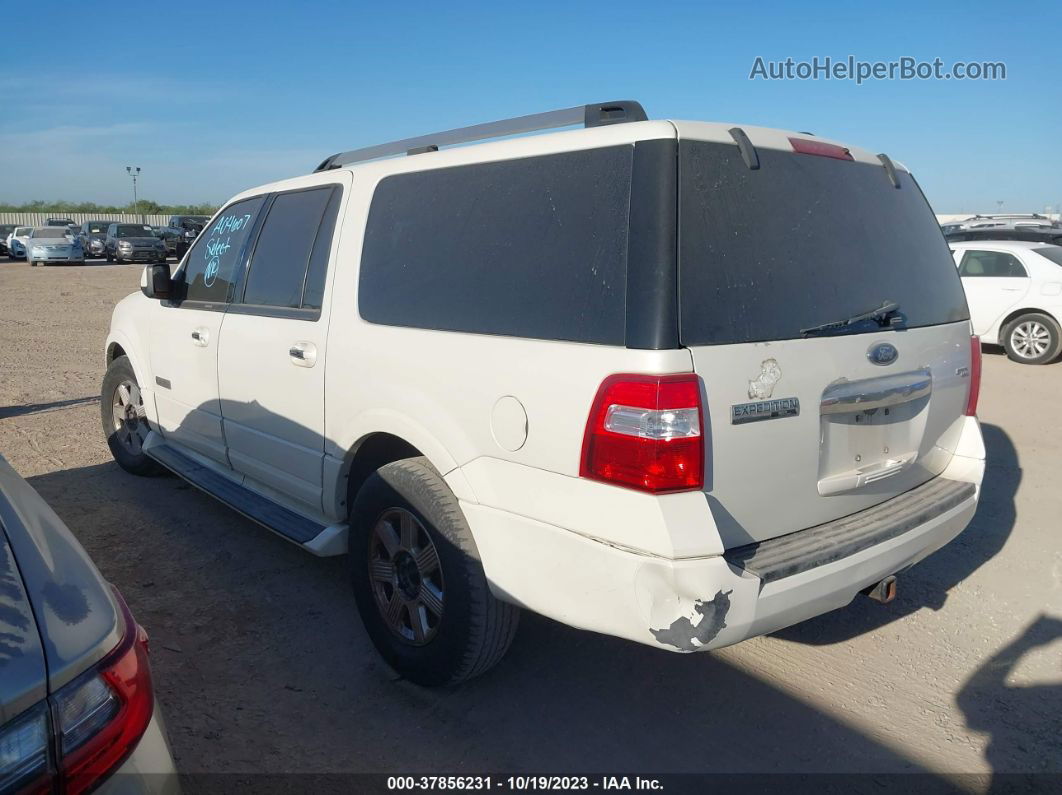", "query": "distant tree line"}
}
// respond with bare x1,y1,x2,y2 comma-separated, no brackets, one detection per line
0,199,219,215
